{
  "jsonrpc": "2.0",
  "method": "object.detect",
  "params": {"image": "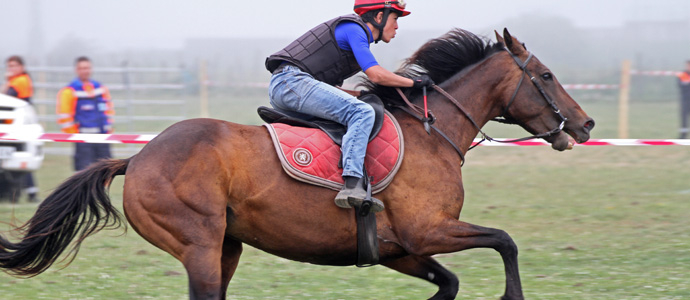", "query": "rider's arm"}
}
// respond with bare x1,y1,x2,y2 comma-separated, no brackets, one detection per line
338,23,415,89
364,66,414,87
